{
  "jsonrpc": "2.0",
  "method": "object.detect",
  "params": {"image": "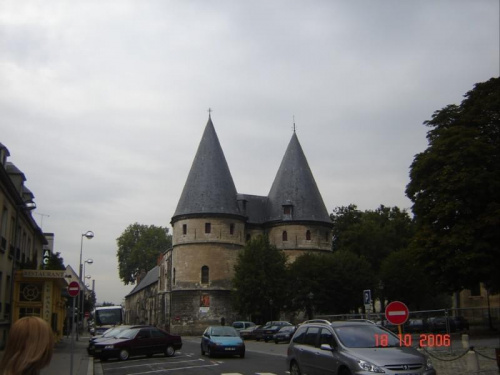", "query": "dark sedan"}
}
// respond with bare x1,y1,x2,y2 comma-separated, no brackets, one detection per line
93,326,182,361
255,321,292,341
273,325,296,343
